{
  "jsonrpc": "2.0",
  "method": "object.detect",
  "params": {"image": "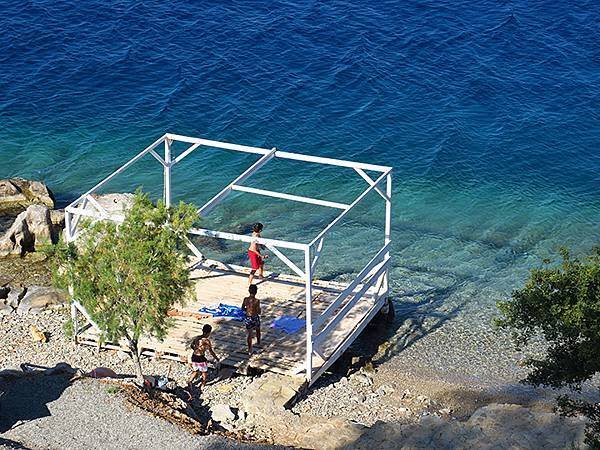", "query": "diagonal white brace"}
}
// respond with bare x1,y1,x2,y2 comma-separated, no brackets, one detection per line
149,148,167,166
197,148,276,217
265,244,305,278
173,143,201,165
311,237,324,273
85,194,108,217
185,238,205,261
354,168,389,202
